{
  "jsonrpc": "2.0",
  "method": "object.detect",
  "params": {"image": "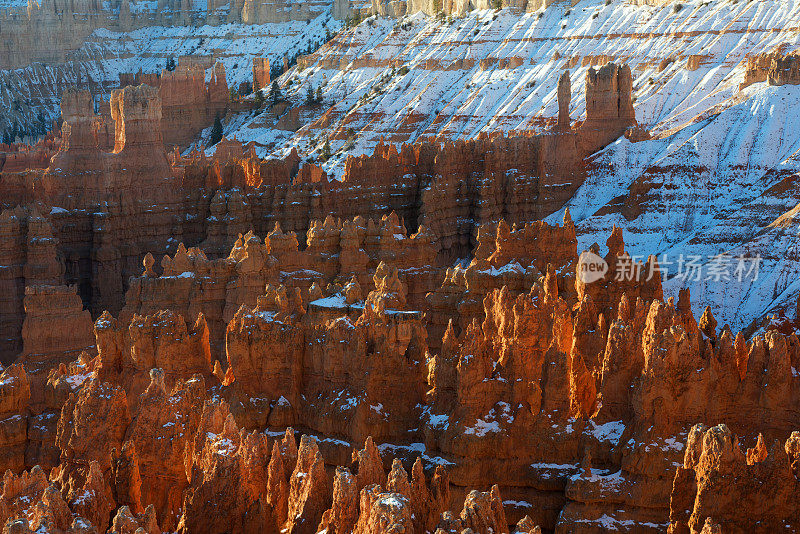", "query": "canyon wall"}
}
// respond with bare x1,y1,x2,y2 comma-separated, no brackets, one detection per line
118,62,229,149
0,64,635,332
0,0,340,71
